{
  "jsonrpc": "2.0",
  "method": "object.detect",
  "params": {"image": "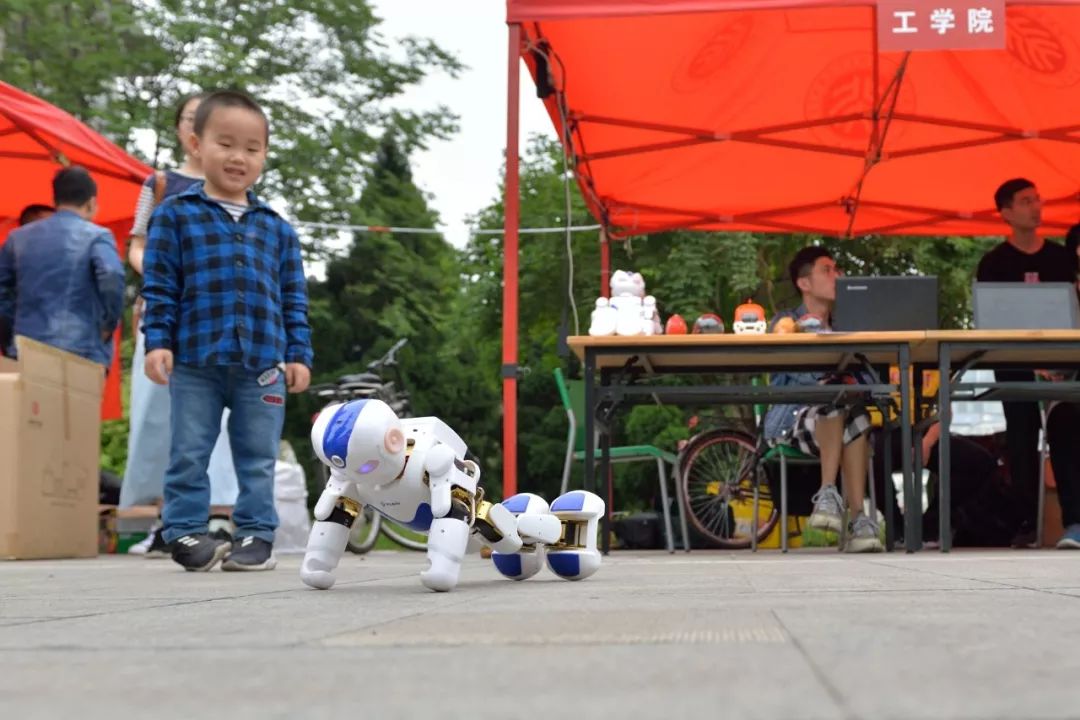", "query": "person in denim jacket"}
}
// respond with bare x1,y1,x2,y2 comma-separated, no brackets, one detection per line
0,167,124,367
762,246,882,552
